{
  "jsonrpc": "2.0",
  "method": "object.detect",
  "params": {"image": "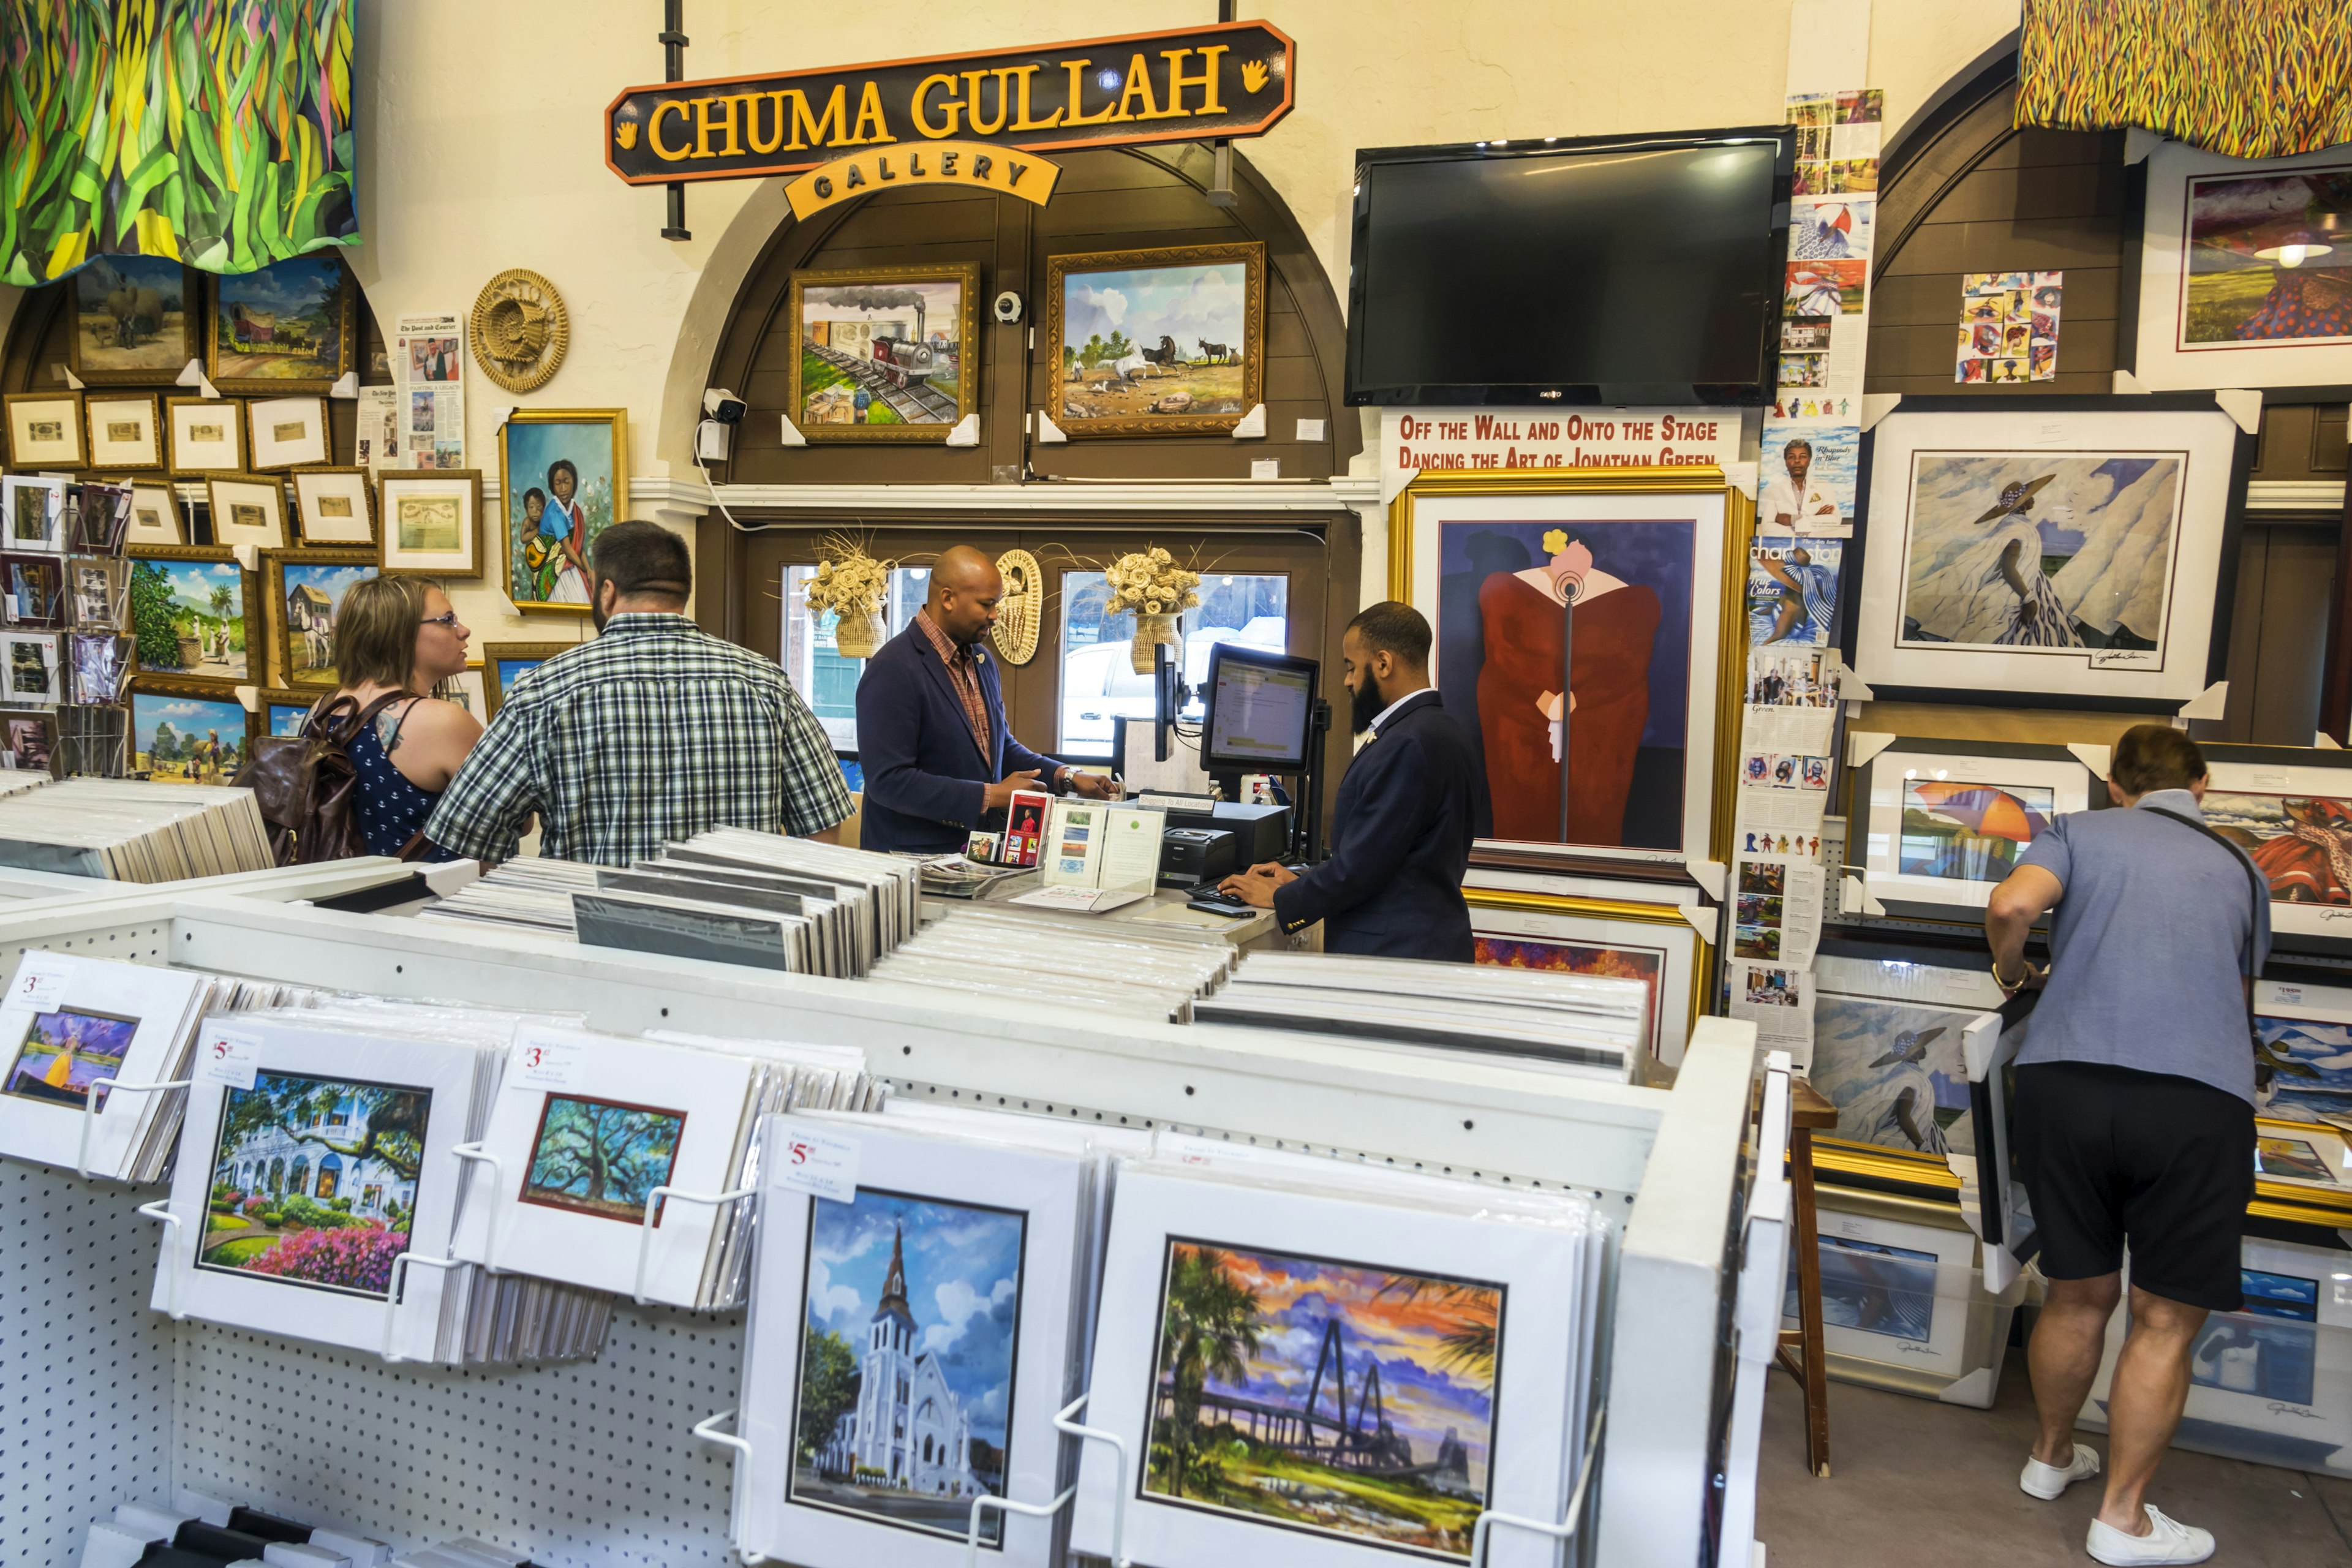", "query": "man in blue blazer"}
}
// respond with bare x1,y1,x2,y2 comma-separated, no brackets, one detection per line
1218,602,1485,961
856,545,1116,854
